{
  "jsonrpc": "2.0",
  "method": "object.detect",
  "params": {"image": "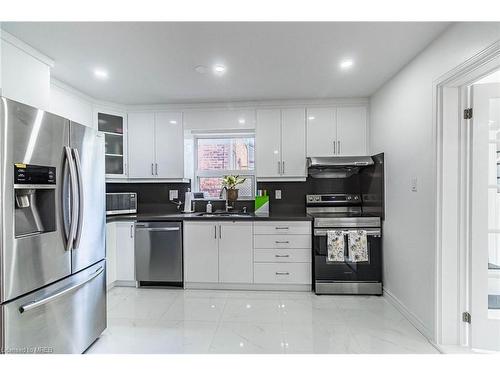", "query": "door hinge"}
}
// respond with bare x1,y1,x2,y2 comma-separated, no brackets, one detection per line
464,108,473,120
462,311,471,324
